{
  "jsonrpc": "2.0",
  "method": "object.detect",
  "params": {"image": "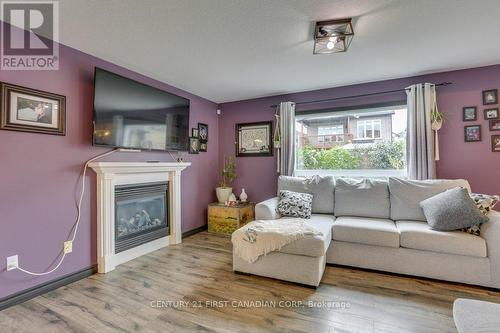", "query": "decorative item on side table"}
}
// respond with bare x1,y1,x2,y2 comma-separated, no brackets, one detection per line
484,108,499,120
1,82,66,135
216,155,237,203
239,188,248,203
463,107,477,121
492,135,500,152
189,137,200,154
236,121,273,157
489,119,500,131
483,89,498,105
464,125,482,142
208,202,255,235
